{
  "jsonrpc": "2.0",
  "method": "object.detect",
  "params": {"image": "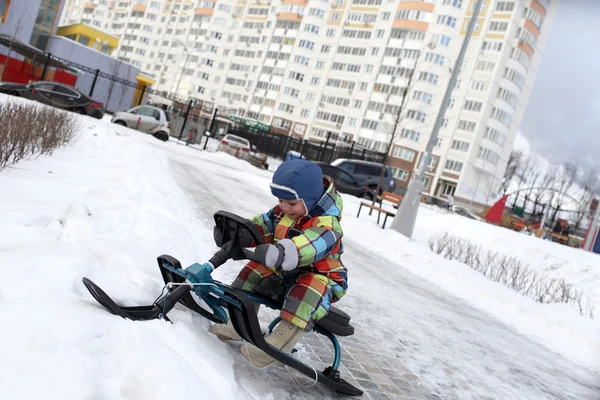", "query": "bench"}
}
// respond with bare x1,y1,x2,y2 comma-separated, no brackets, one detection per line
356,191,403,229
